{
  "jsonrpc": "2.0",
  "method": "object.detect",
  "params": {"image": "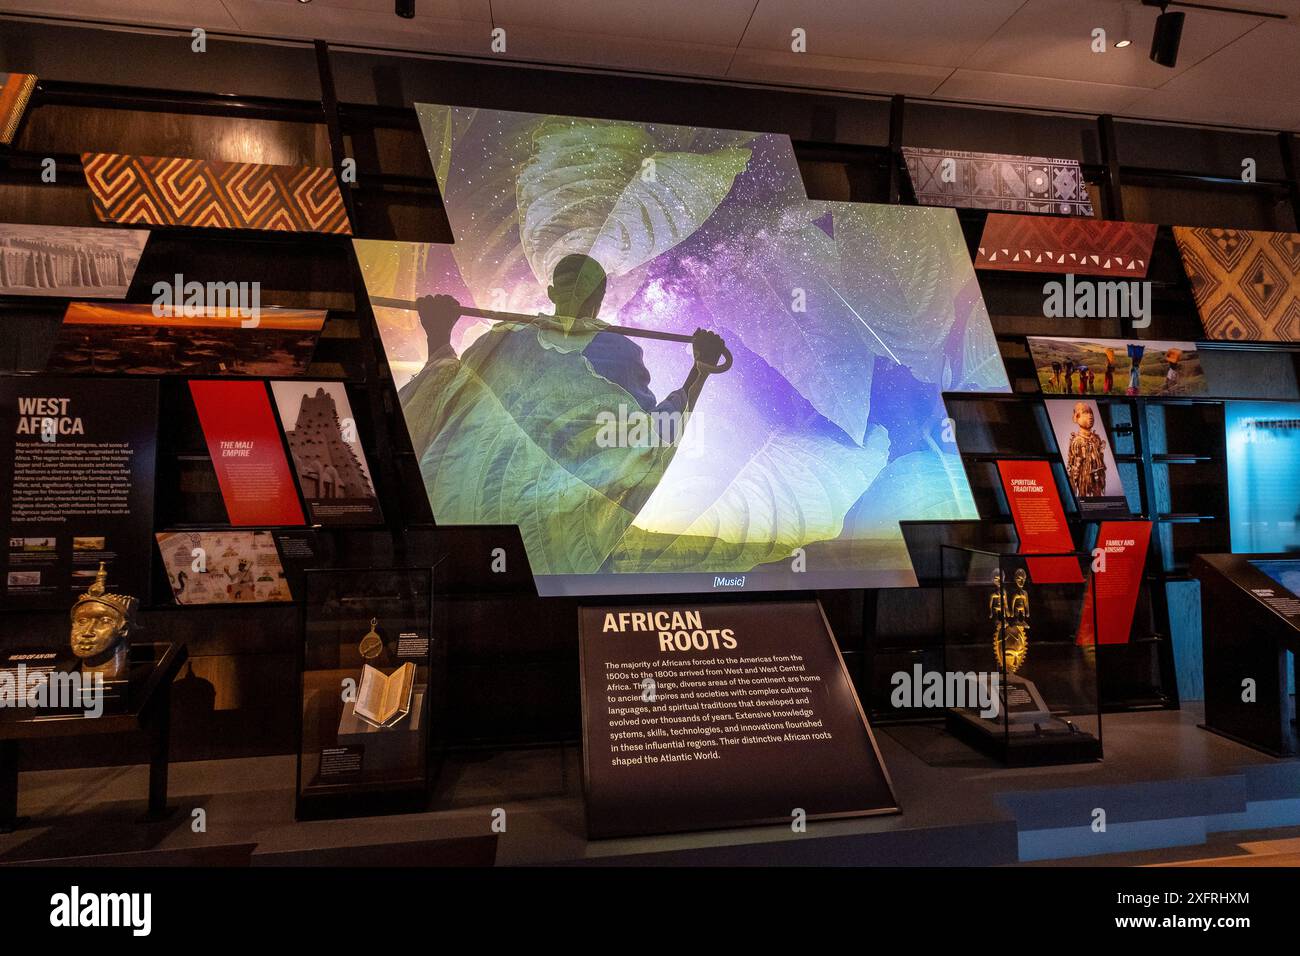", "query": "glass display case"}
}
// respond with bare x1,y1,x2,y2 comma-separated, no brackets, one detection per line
296,567,438,819
941,546,1101,765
